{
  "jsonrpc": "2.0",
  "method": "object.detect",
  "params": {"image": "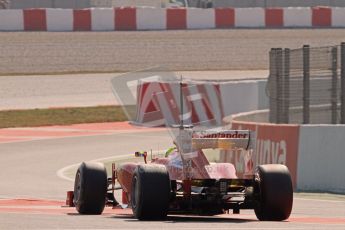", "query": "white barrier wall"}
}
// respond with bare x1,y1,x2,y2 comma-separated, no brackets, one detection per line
46,8,73,31
284,7,312,27
297,125,345,193
220,80,268,116
0,9,23,31
91,8,114,31
187,8,215,29
257,80,269,110
331,7,345,27
235,7,265,27
136,7,166,30
220,80,260,116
